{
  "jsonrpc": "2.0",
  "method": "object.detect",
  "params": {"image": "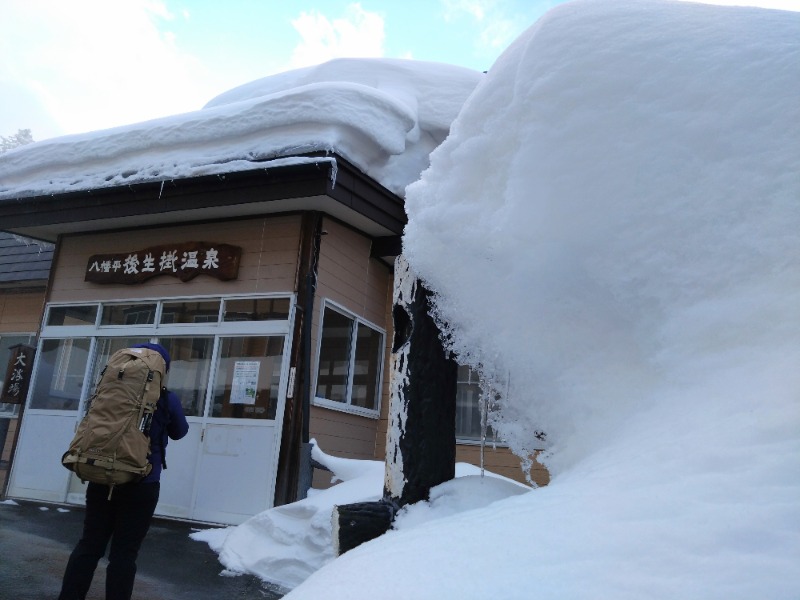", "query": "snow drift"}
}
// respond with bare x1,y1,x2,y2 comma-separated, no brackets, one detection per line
287,1,800,598
191,442,528,591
